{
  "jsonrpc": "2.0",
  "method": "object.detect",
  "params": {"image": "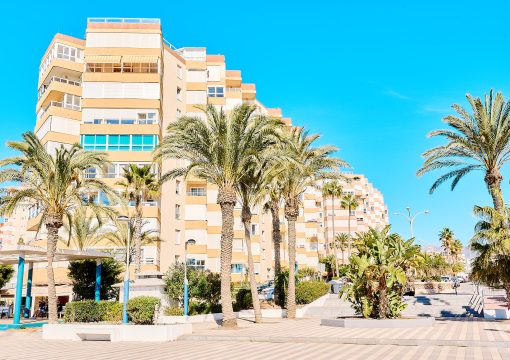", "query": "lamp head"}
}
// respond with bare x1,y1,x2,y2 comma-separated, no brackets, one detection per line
185,239,196,249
